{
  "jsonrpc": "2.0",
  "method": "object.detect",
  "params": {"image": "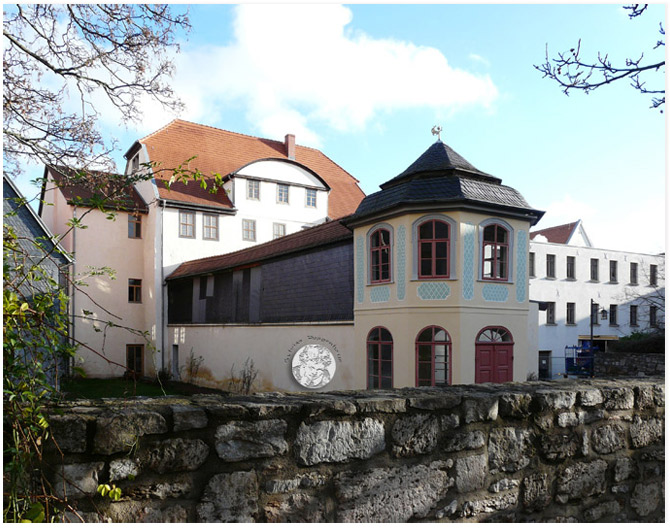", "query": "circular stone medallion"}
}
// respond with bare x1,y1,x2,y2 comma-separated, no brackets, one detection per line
291,344,336,389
